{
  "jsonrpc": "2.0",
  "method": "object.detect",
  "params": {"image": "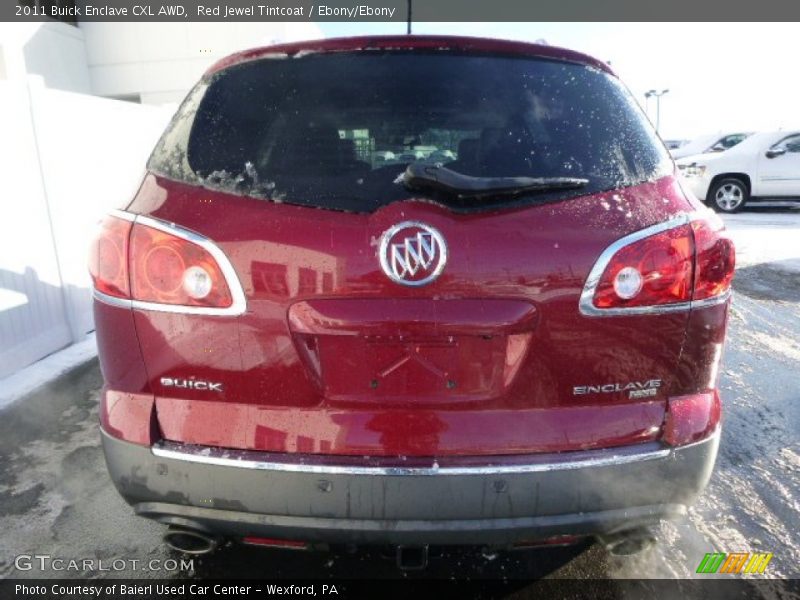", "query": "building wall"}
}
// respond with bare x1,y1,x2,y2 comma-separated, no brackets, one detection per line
0,78,171,379
0,22,92,93
0,21,322,379
80,22,323,104
0,80,73,378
